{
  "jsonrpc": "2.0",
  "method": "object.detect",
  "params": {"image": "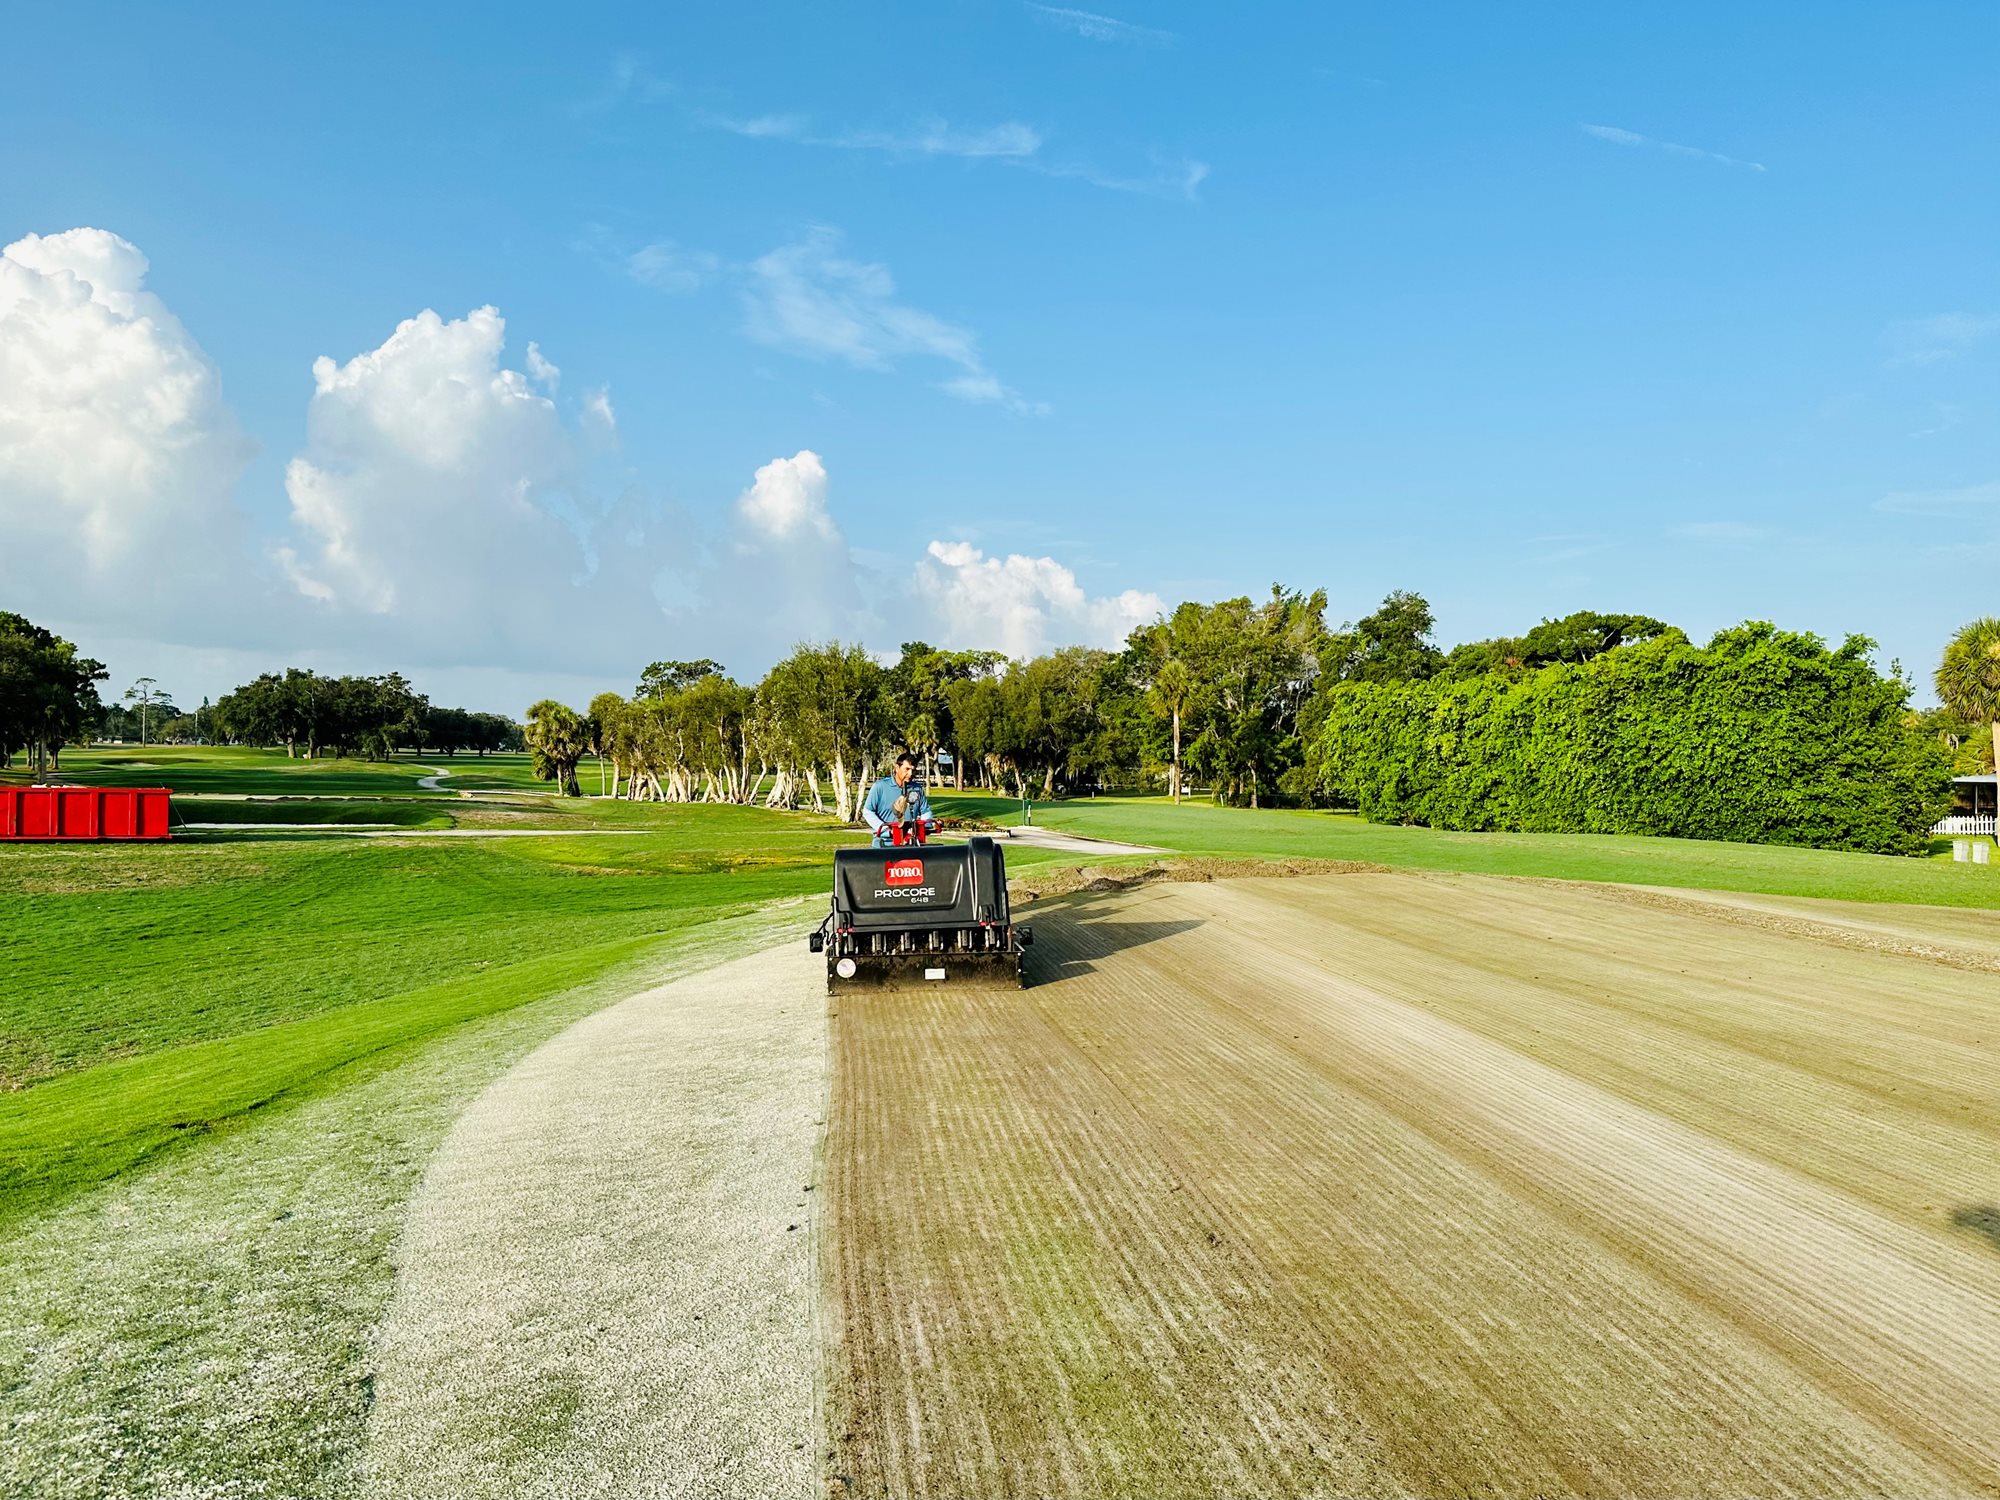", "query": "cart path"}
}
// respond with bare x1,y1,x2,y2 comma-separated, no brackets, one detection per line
360,942,826,1499
829,870,2000,1497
